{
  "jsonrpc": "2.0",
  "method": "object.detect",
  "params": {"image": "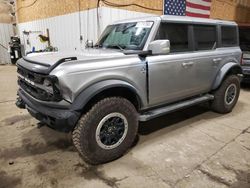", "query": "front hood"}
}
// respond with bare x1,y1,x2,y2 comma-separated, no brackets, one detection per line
26,49,125,65
17,49,125,74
